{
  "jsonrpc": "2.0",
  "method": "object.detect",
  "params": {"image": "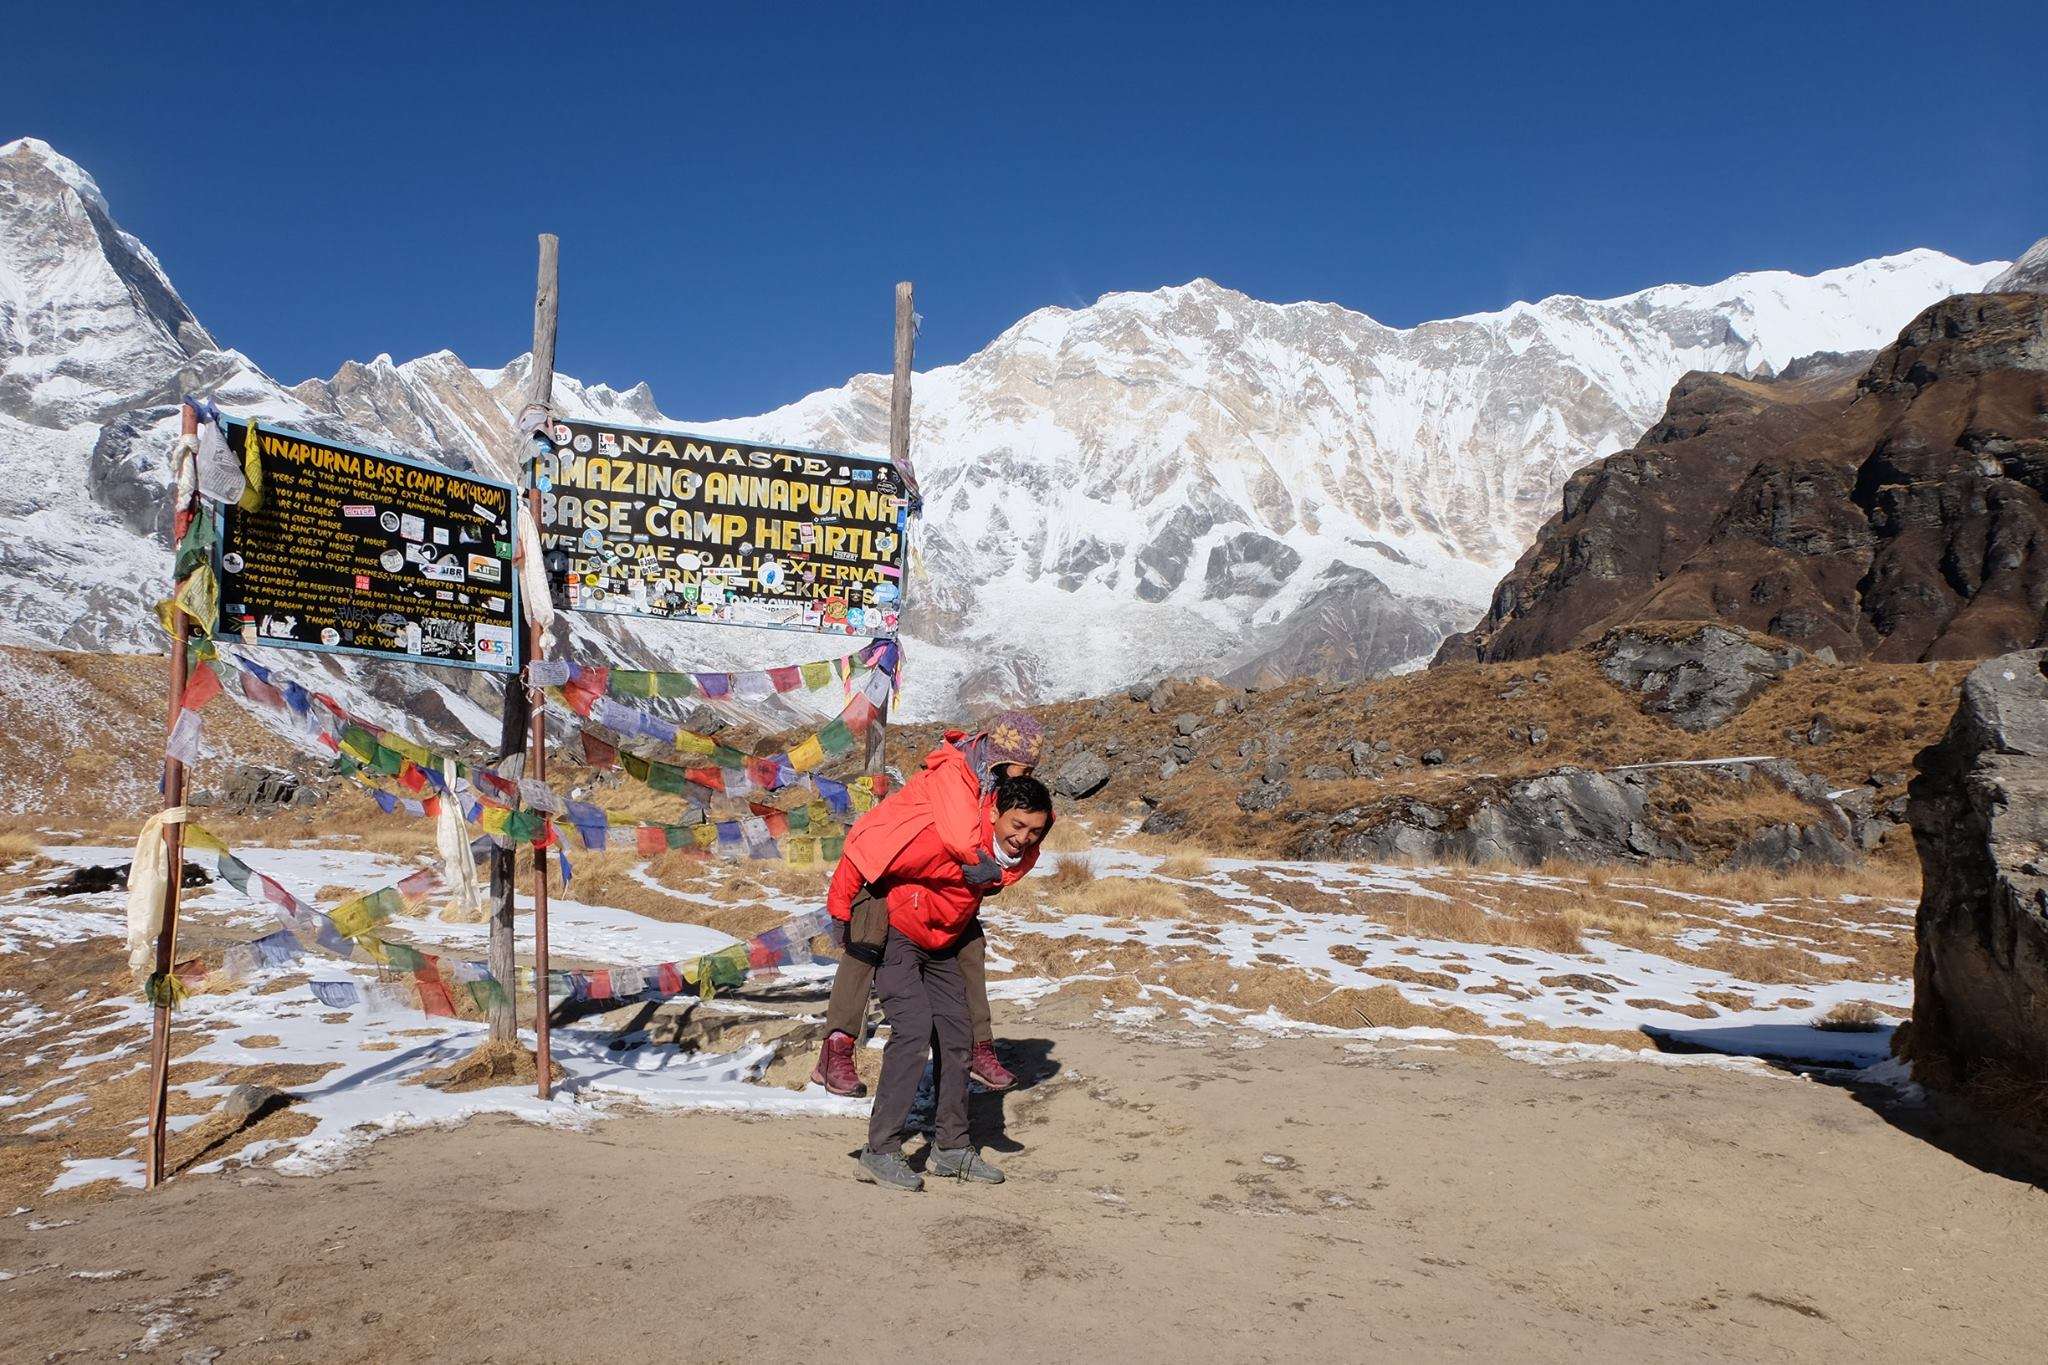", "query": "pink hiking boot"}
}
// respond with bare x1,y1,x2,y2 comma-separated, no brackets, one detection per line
811,1031,866,1097
969,1040,1016,1092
